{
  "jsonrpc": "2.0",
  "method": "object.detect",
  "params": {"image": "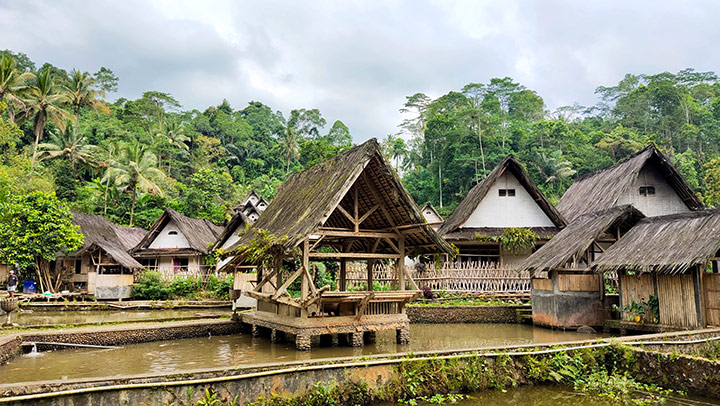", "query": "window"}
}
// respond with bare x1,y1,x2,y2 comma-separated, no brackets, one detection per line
74,259,82,274
173,257,189,272
639,186,656,196
140,258,157,269
498,188,516,197
168,230,179,235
